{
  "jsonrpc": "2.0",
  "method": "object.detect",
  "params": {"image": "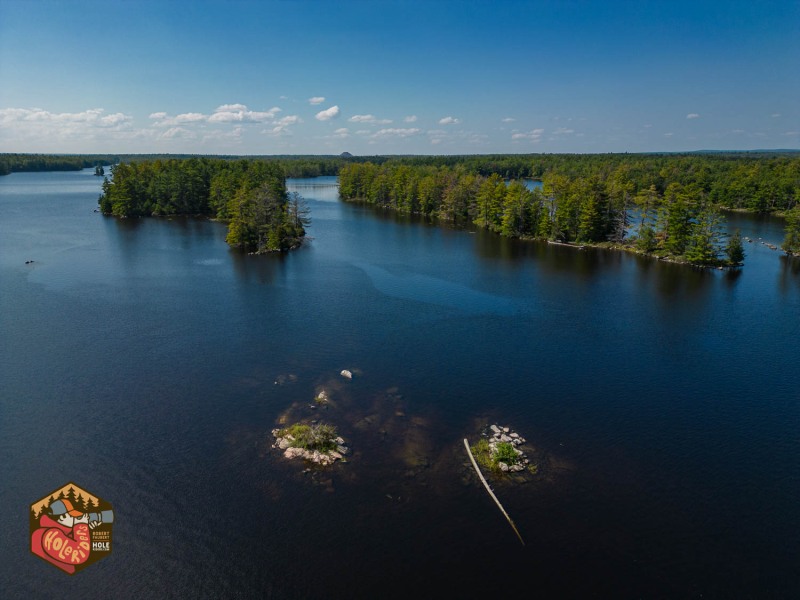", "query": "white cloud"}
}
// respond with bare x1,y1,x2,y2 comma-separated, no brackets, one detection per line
174,112,207,123
348,114,392,125
771,113,781,118
98,112,132,126
160,127,195,139
265,115,302,136
315,105,340,121
431,138,442,145
511,128,544,141
501,117,515,123
0,106,139,145
404,115,418,123
439,116,460,125
208,105,281,123
686,113,700,119
149,112,167,120
0,107,113,125
332,128,350,139
553,127,574,135
784,131,799,136
371,127,421,139
216,103,248,112
308,97,326,105
664,132,674,137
